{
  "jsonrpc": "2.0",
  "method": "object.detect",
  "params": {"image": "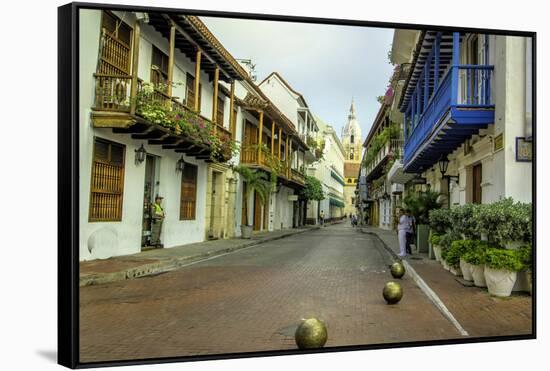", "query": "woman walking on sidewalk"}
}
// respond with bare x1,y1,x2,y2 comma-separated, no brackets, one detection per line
397,209,408,258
